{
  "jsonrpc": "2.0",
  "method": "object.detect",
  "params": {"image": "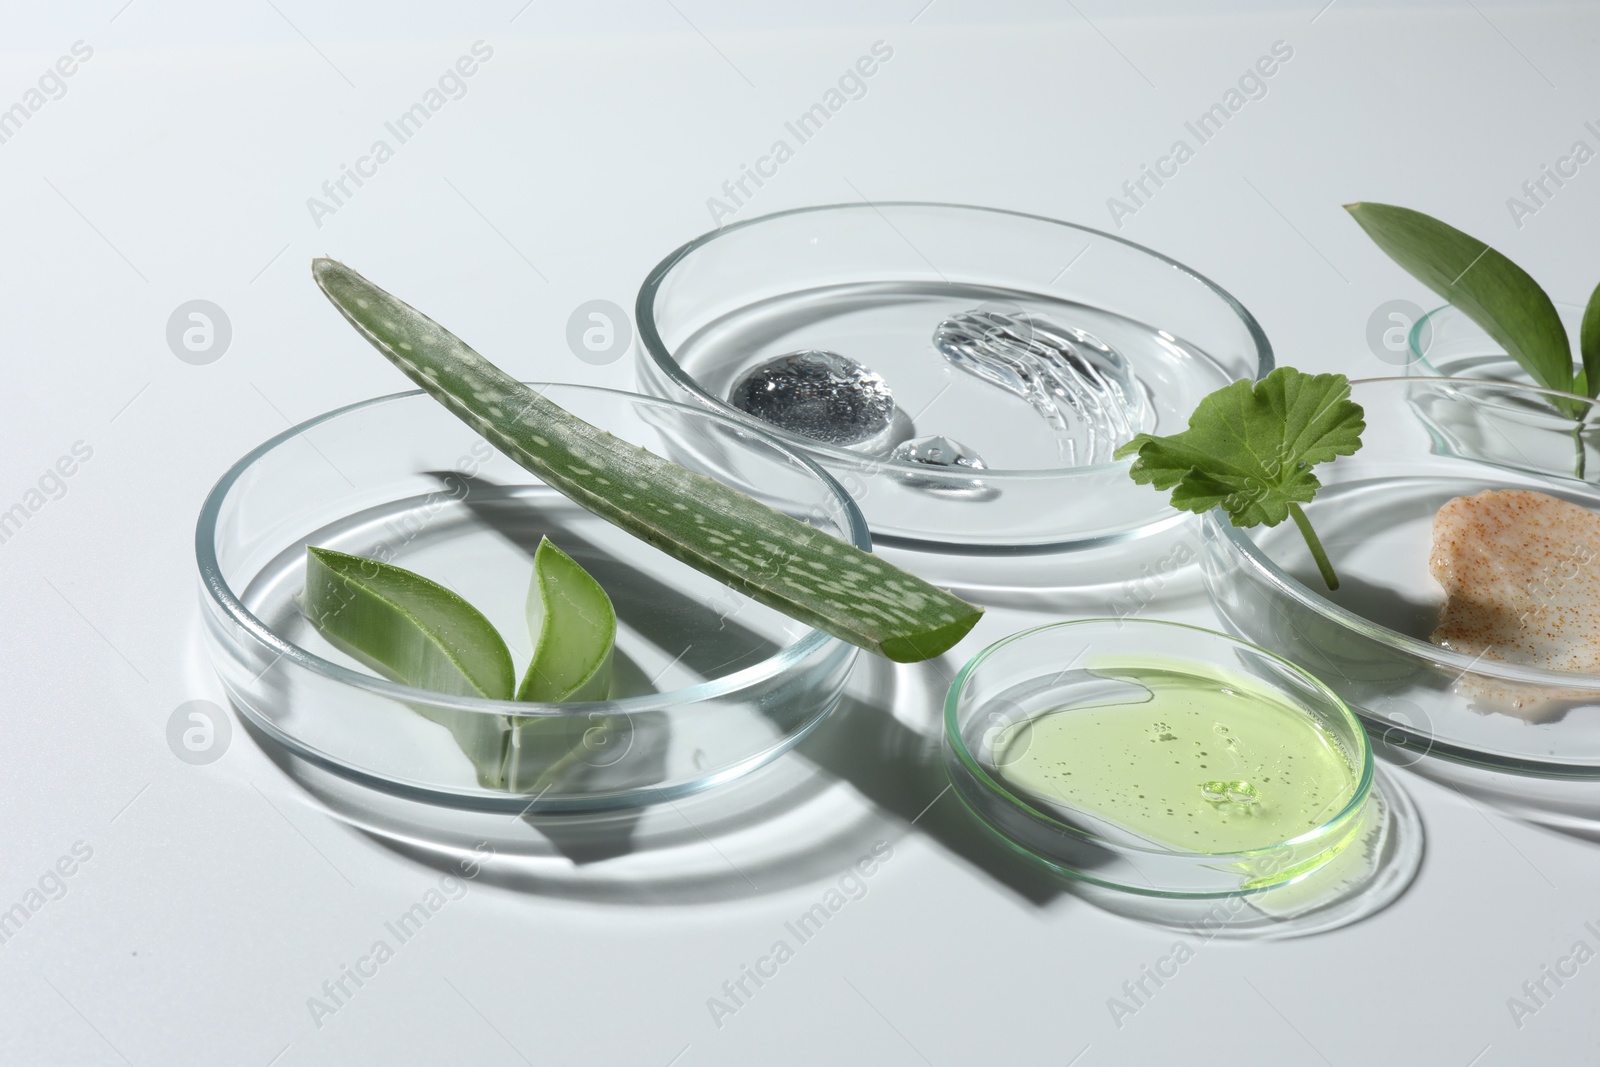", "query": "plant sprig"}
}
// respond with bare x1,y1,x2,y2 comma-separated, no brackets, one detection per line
1346,202,1597,410
300,539,617,791
1114,367,1365,590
